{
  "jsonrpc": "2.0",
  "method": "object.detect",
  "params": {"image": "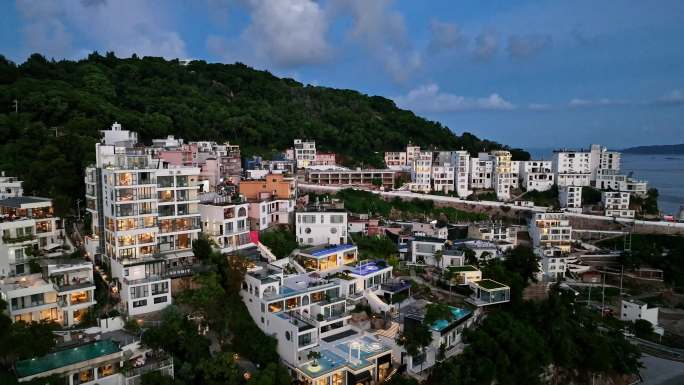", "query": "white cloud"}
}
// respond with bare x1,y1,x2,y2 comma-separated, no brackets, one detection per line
472,30,498,61
569,98,629,107
428,20,466,53
507,33,552,58
658,89,684,104
394,83,515,113
16,0,187,60
333,0,421,83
